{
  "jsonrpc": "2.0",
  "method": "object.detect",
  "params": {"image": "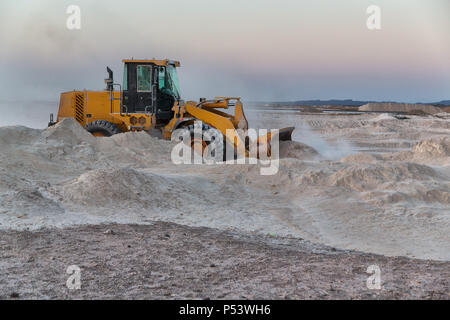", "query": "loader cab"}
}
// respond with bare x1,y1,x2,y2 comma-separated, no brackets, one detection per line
121,59,181,123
